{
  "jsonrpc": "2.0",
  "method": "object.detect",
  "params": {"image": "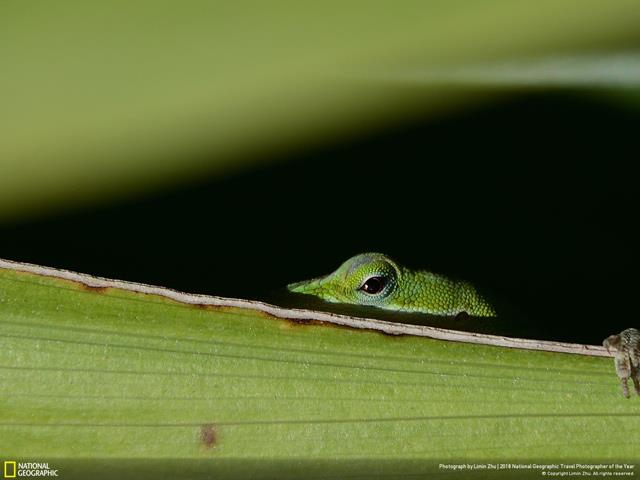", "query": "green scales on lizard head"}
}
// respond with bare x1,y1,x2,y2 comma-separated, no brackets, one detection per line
288,253,496,317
